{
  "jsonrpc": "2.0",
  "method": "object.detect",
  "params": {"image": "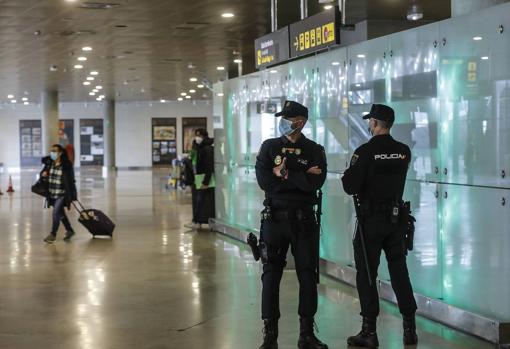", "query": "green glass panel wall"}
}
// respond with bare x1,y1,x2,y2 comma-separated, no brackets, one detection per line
213,2,510,322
